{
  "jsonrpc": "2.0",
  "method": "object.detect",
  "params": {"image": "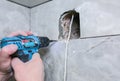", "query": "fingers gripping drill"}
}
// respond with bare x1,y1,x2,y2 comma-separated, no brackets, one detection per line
0,35,56,62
